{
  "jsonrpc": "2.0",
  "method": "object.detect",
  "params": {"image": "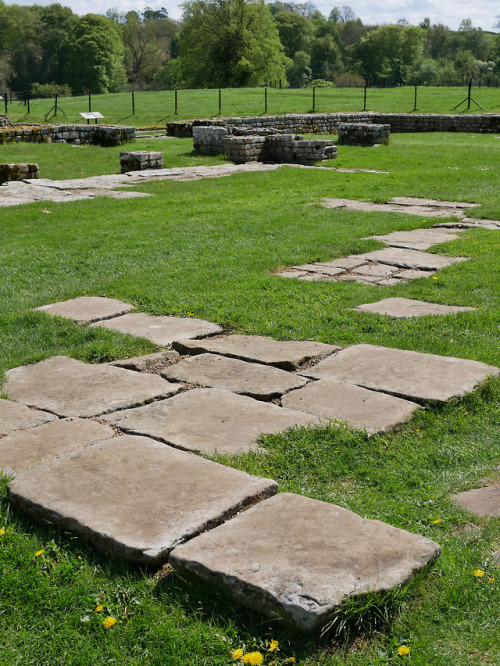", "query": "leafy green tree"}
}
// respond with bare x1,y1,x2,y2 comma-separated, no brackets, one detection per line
286,50,312,86
0,3,43,89
273,10,312,58
180,0,289,87
35,4,78,86
454,49,479,83
458,19,491,60
310,34,342,79
357,24,425,83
